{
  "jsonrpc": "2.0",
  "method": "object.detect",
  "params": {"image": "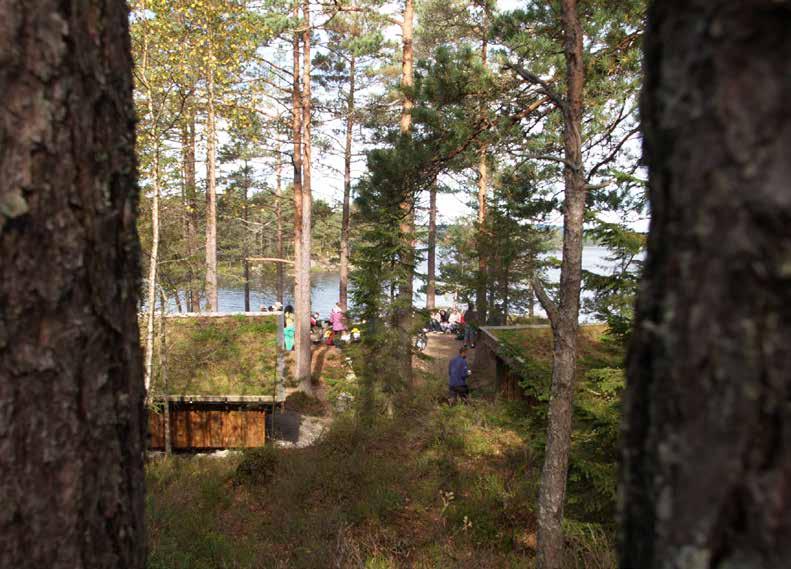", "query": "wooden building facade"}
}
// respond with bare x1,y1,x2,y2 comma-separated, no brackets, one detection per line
148,395,277,451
